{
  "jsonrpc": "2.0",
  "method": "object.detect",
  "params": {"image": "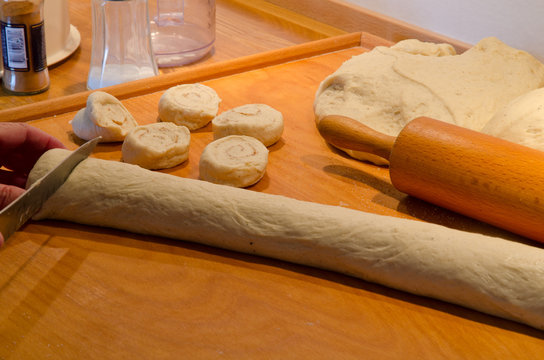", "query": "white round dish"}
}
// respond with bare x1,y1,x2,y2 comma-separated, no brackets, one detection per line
47,24,81,66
